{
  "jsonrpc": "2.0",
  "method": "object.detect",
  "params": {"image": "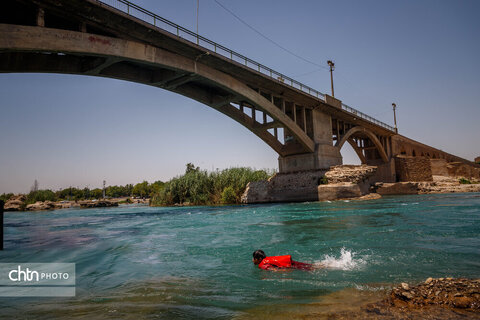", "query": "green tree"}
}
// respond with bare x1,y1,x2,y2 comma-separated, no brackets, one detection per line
91,188,103,199
133,181,150,198
185,163,199,174
26,189,57,204
0,193,13,203
150,180,165,197
220,186,237,204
